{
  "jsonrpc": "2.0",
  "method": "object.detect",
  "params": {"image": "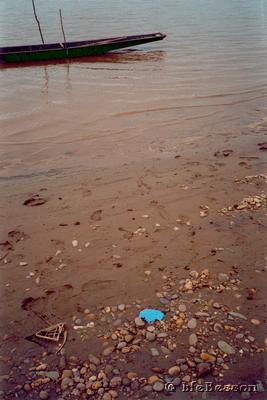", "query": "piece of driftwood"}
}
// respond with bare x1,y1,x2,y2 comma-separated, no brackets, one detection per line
56,329,68,354
36,322,65,342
